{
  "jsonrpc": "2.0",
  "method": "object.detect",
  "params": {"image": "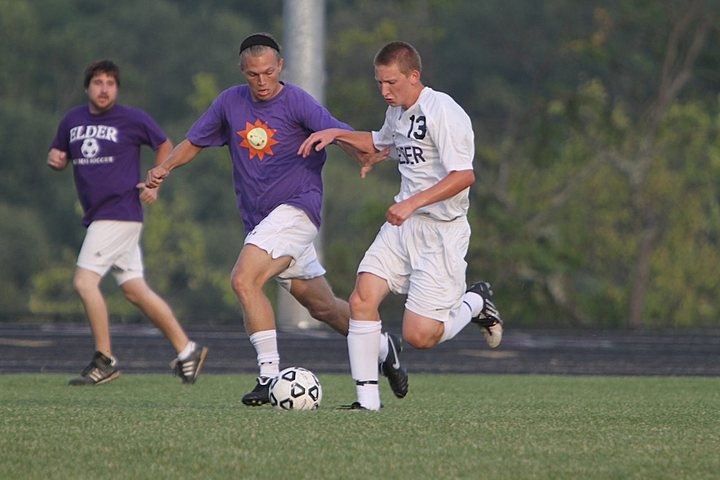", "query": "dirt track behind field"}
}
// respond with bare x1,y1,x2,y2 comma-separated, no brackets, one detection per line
1,323,719,377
